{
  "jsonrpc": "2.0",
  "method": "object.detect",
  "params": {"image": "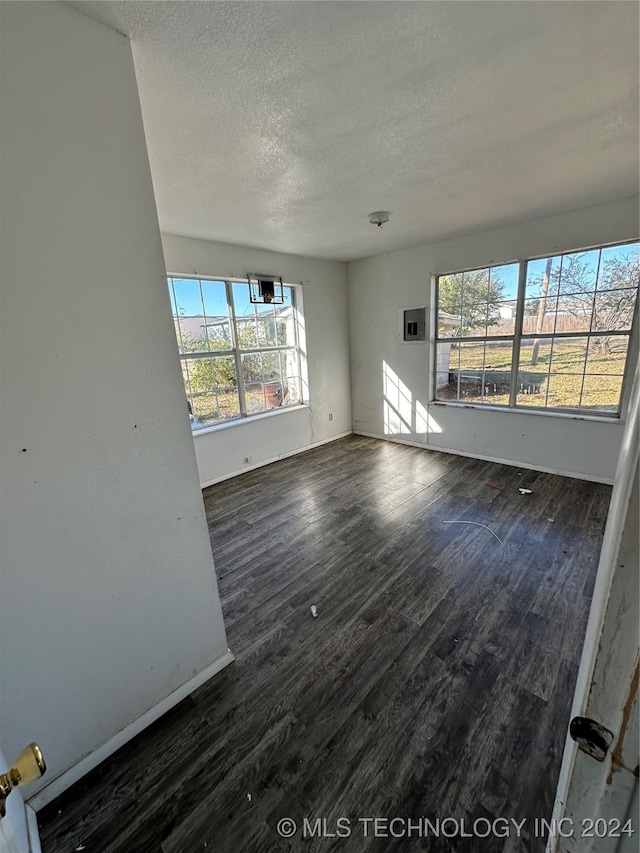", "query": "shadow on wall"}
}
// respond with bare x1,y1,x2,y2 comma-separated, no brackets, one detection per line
383,361,442,437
